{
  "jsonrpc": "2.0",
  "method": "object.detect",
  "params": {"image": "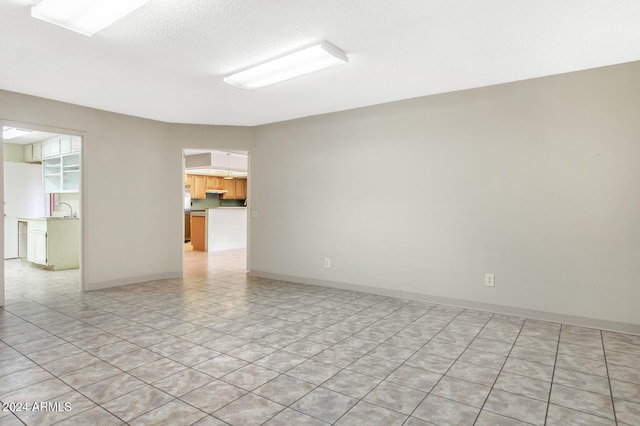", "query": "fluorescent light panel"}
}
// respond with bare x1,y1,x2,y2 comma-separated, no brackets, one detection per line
224,41,348,90
31,0,152,36
2,127,32,140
